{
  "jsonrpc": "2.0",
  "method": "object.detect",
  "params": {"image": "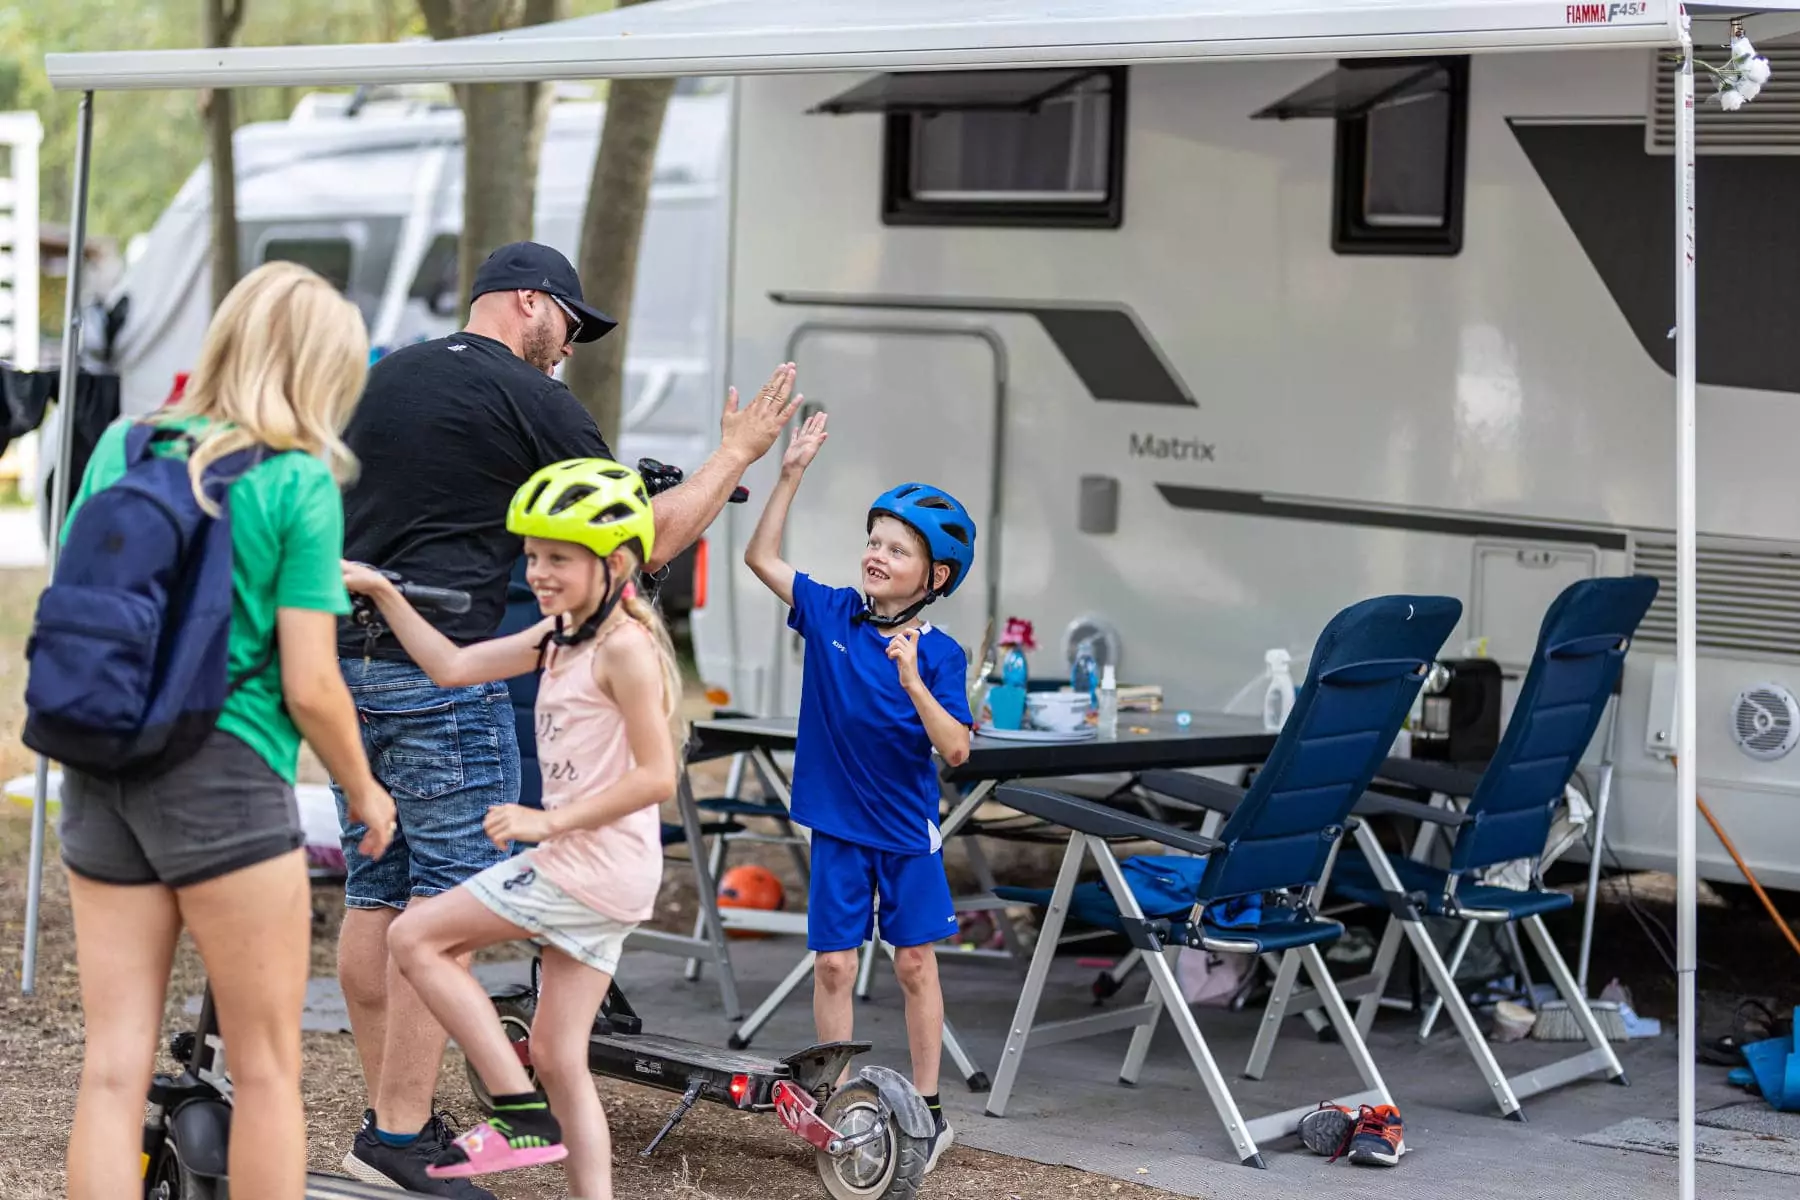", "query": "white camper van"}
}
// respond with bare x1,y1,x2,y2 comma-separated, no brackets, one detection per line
688,50,1800,893
42,80,732,609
